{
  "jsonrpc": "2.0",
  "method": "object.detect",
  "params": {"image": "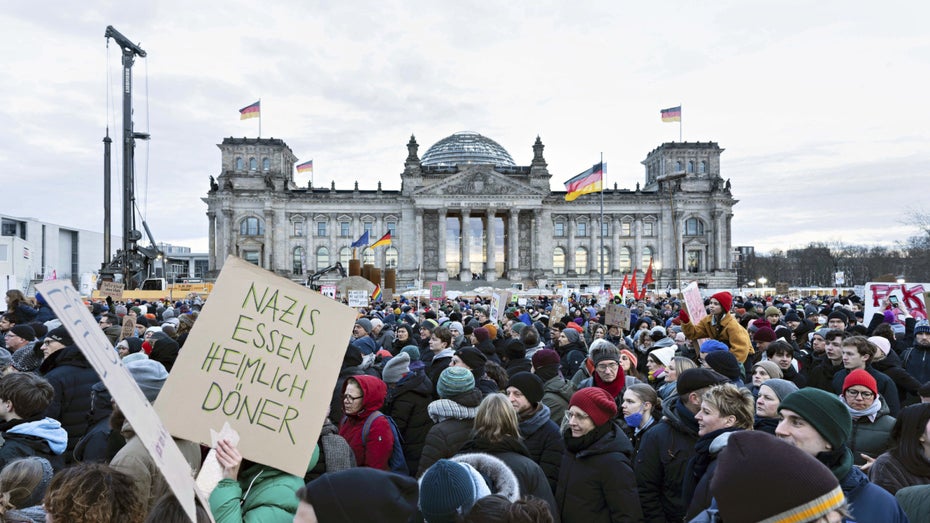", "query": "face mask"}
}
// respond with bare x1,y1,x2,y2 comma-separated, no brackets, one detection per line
817,317,827,325
625,409,644,428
